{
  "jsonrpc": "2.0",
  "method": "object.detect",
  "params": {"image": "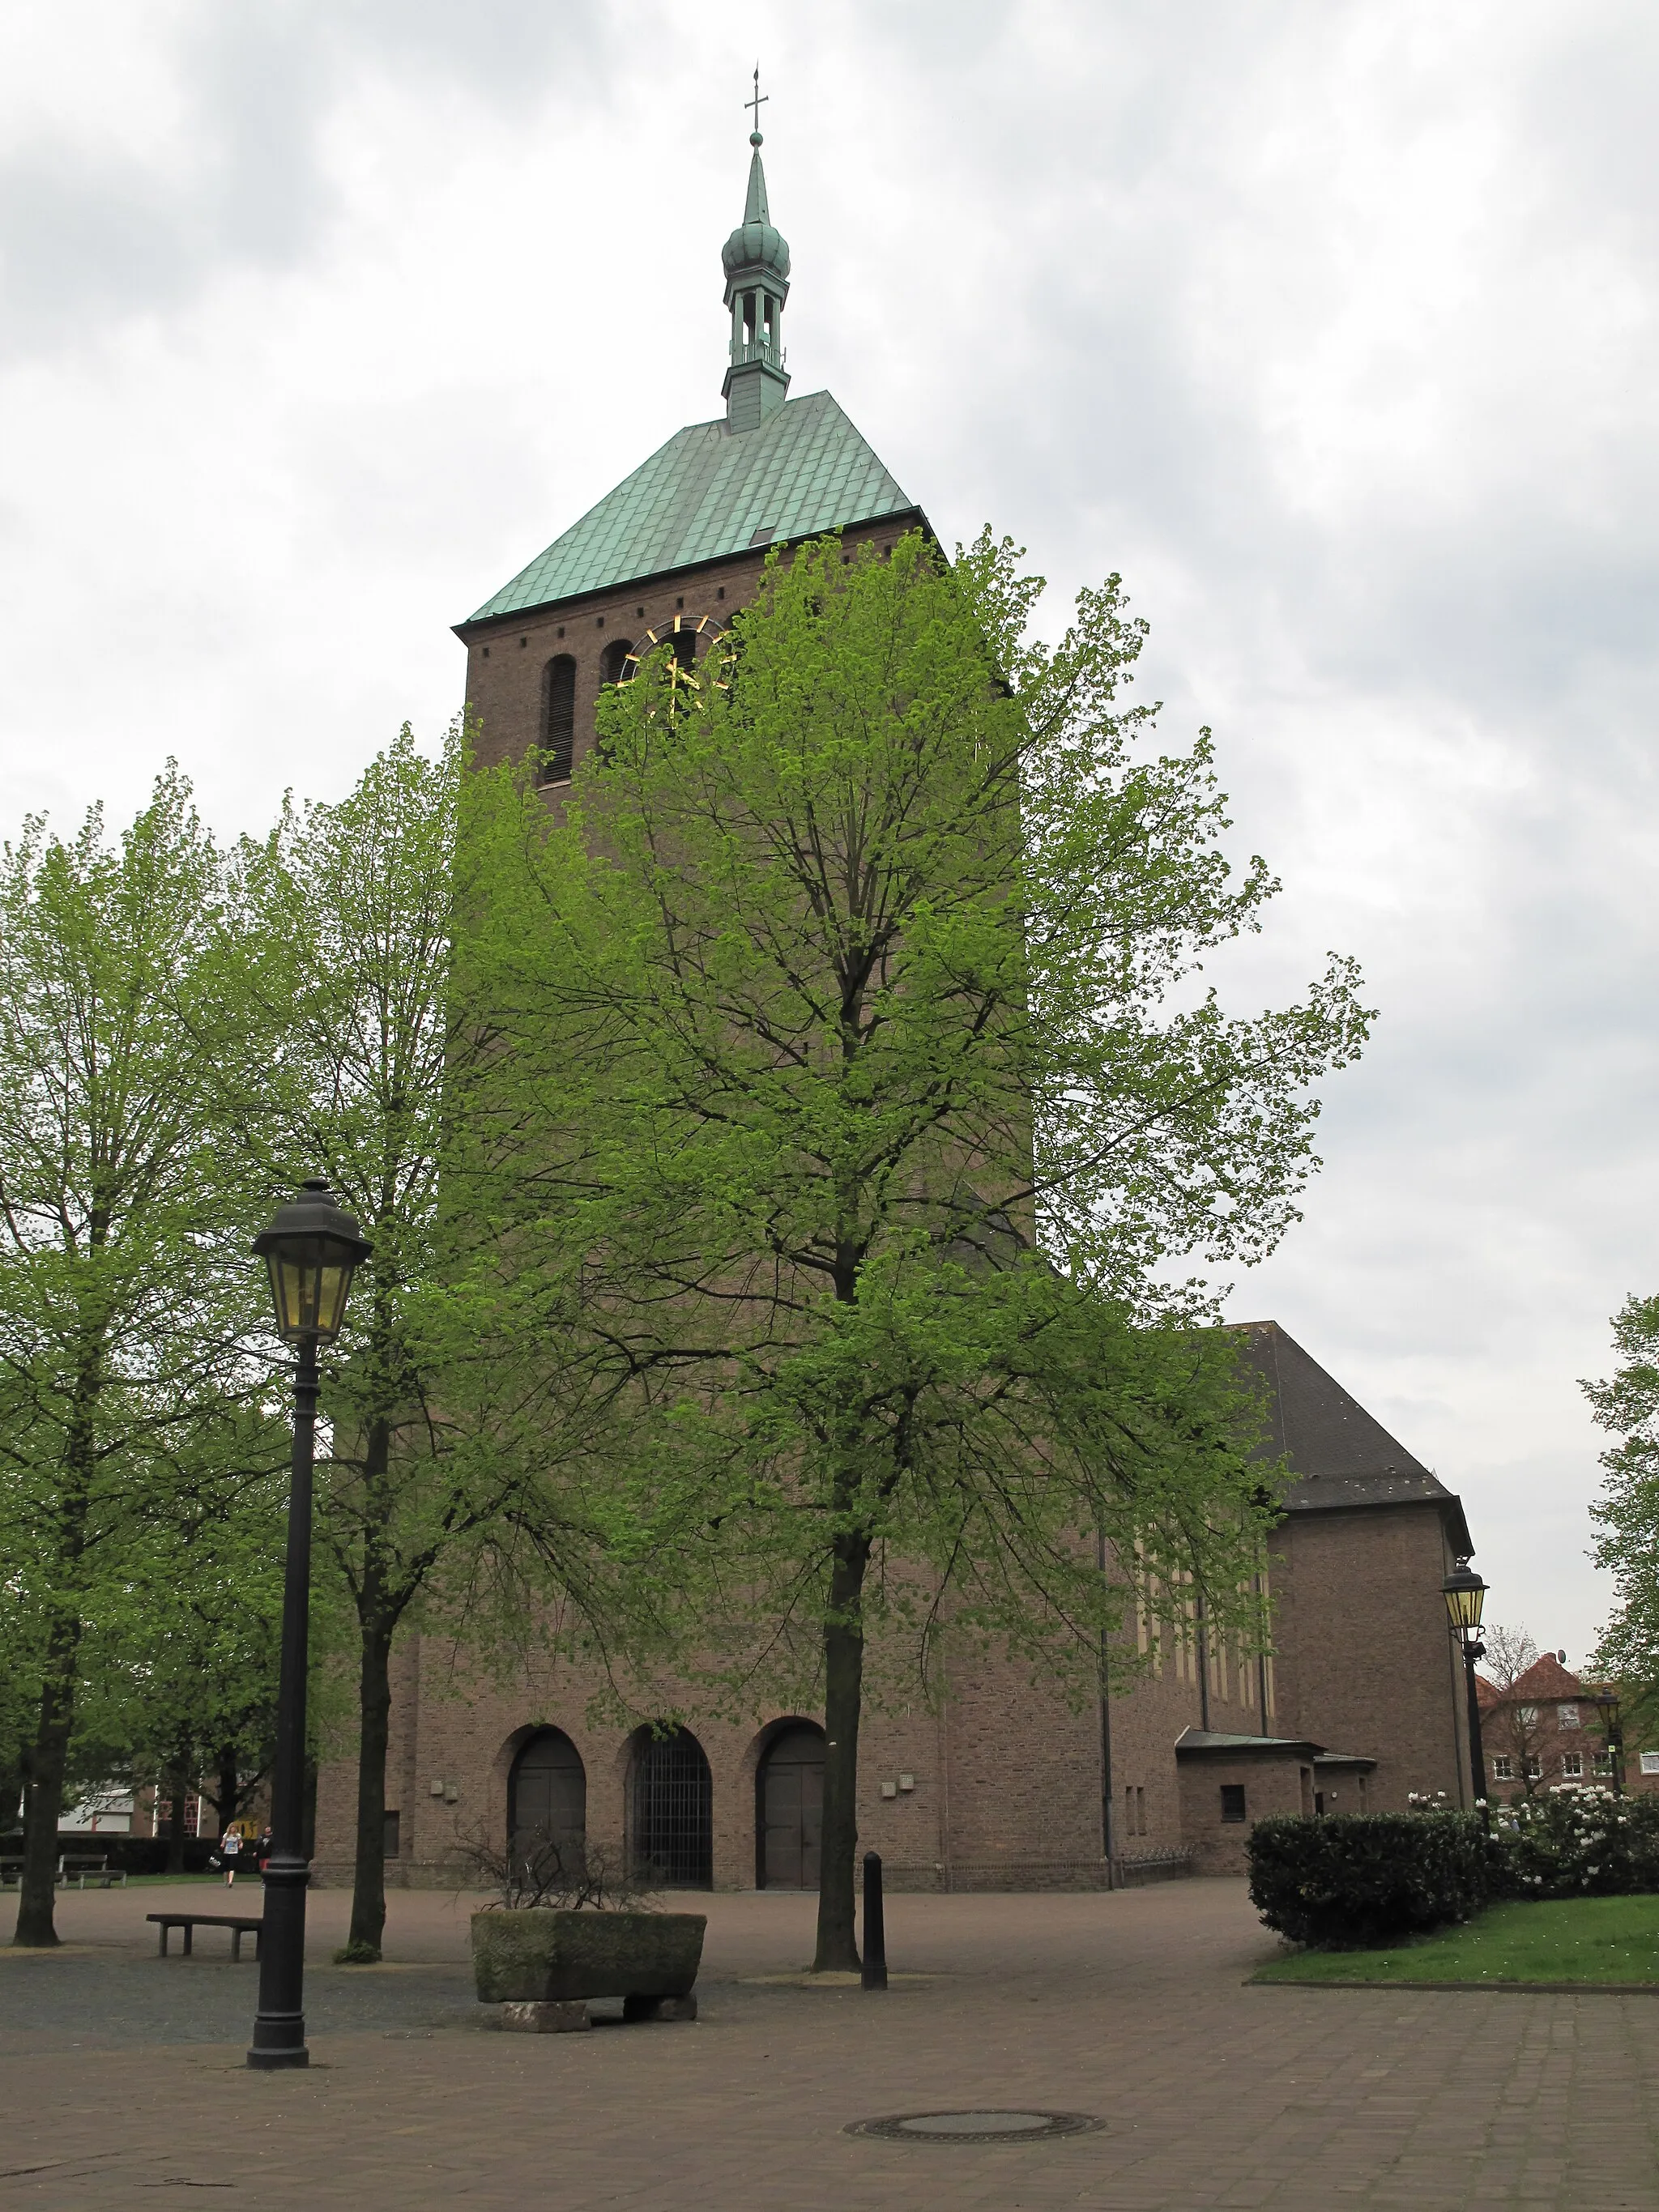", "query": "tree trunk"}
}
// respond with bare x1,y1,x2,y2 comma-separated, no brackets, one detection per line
15,1615,80,1947
164,1761,190,1876
16,1345,100,1950
343,1613,394,1961
216,1746,240,1836
813,1533,870,1973
343,1417,399,1964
